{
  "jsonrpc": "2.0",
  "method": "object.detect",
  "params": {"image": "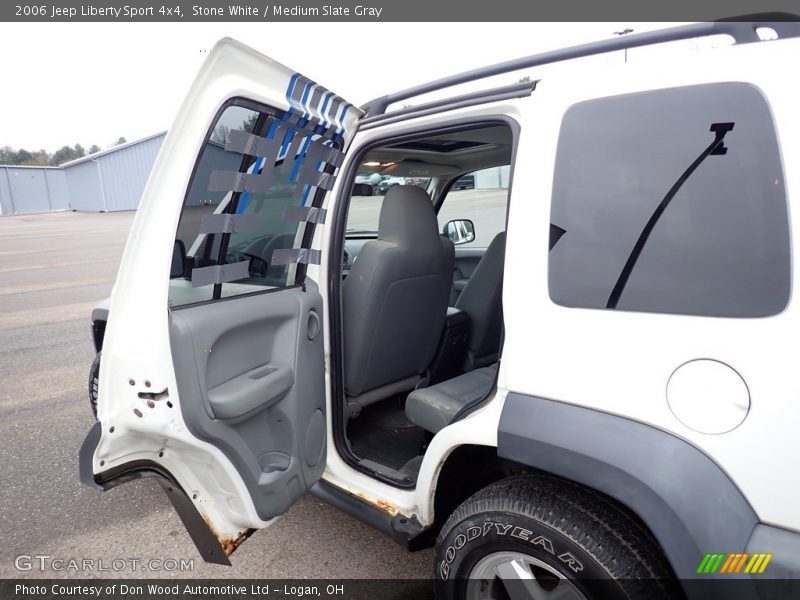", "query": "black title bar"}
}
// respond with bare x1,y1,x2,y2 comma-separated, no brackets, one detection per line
3,0,800,22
